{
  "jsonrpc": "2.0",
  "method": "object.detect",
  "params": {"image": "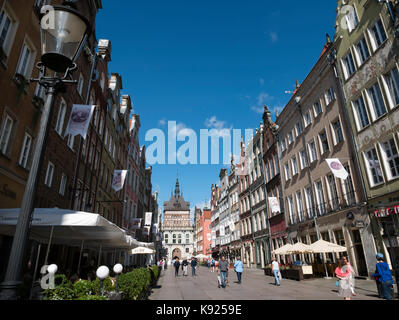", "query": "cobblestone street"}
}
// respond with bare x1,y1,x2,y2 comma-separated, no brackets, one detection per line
149,266,390,300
